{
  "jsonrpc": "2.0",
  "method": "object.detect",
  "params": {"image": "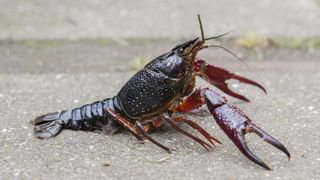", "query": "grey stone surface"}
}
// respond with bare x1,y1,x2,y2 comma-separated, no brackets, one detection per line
0,0,319,40
0,41,319,179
